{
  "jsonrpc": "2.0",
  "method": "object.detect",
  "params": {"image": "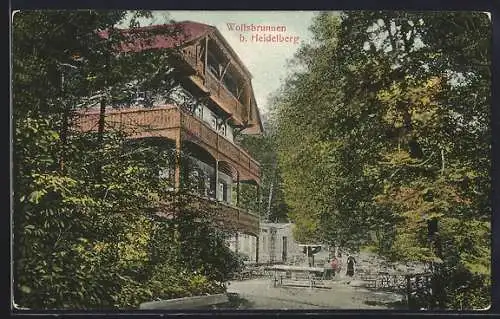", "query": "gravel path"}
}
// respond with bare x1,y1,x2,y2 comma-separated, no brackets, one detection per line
222,251,421,309
226,278,404,309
